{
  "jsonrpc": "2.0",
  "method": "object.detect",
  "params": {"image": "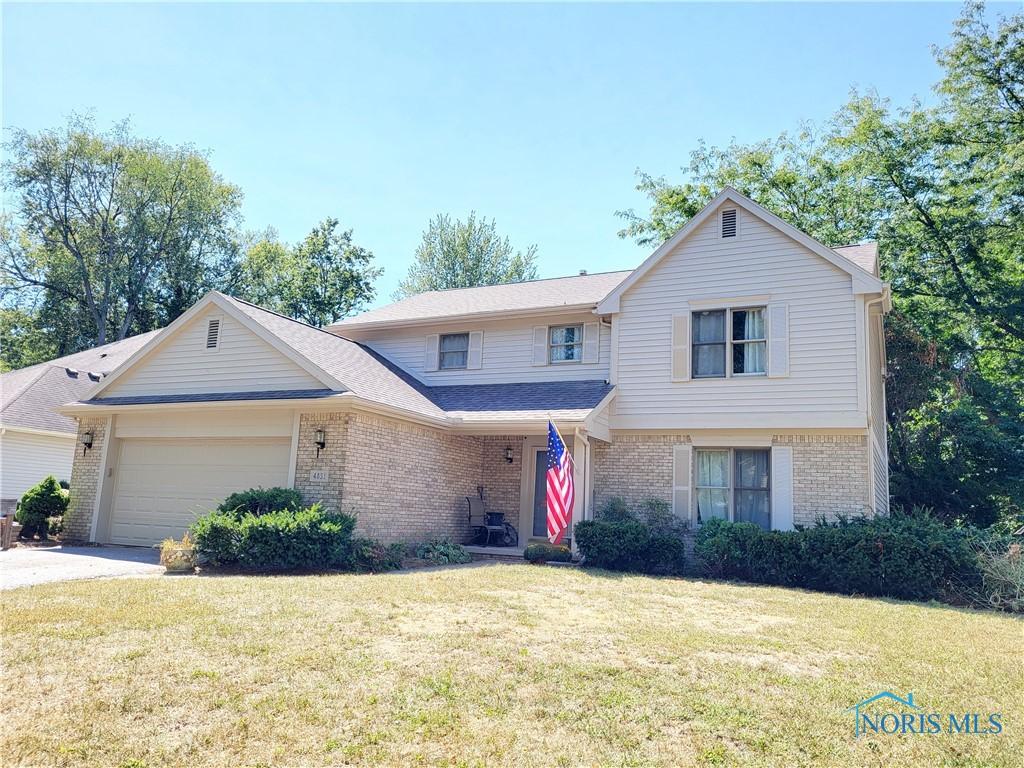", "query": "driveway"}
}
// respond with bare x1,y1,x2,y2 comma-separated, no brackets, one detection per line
0,545,163,589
